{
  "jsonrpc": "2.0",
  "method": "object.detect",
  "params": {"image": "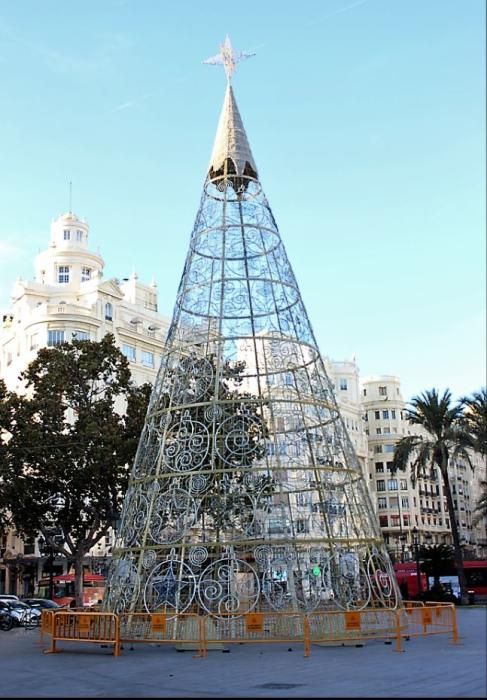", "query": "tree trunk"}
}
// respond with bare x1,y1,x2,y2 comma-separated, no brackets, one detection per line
74,554,85,609
442,465,468,604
